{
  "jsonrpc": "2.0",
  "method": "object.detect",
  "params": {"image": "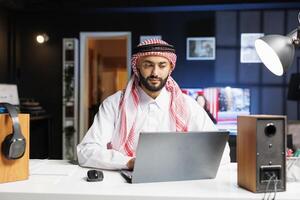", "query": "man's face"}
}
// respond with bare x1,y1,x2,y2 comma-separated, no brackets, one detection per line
137,56,173,92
